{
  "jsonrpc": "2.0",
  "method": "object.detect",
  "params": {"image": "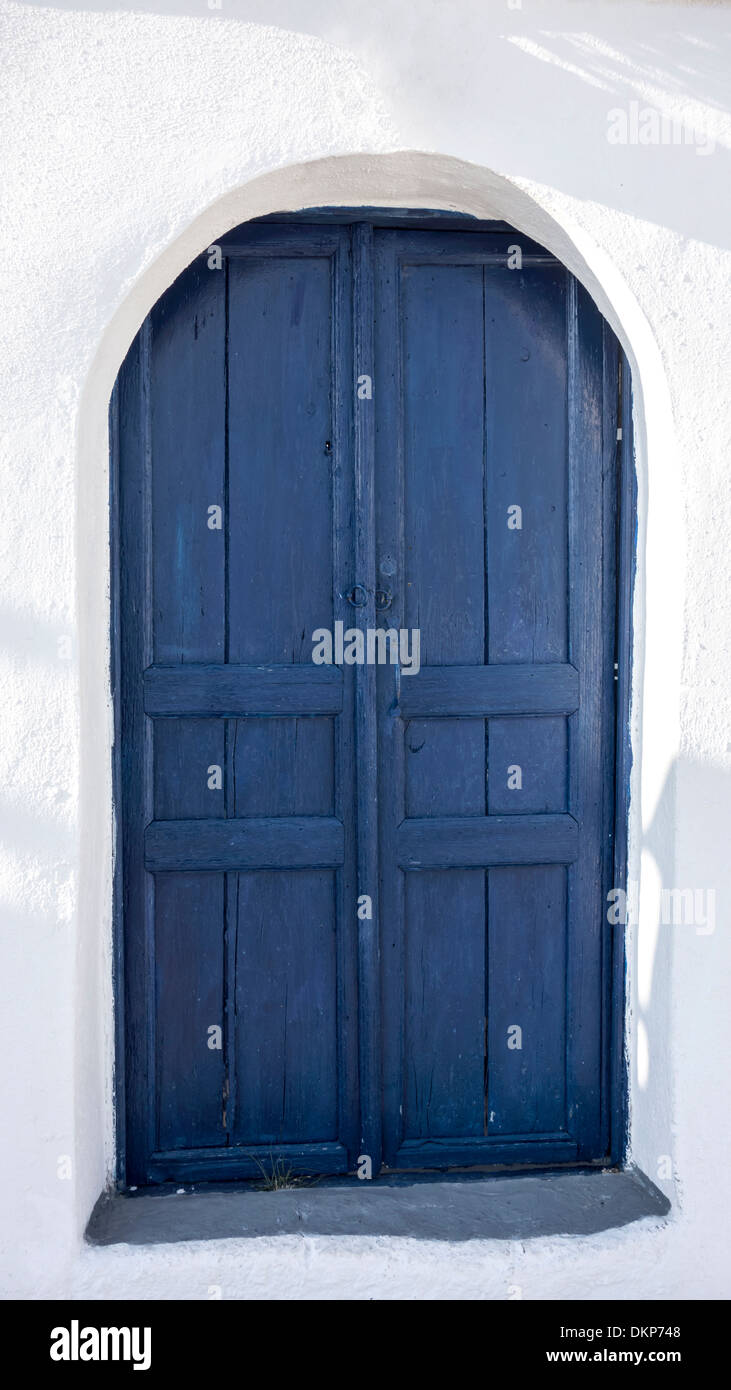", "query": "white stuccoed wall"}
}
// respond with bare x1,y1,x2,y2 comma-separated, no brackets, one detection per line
0,0,729,1299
